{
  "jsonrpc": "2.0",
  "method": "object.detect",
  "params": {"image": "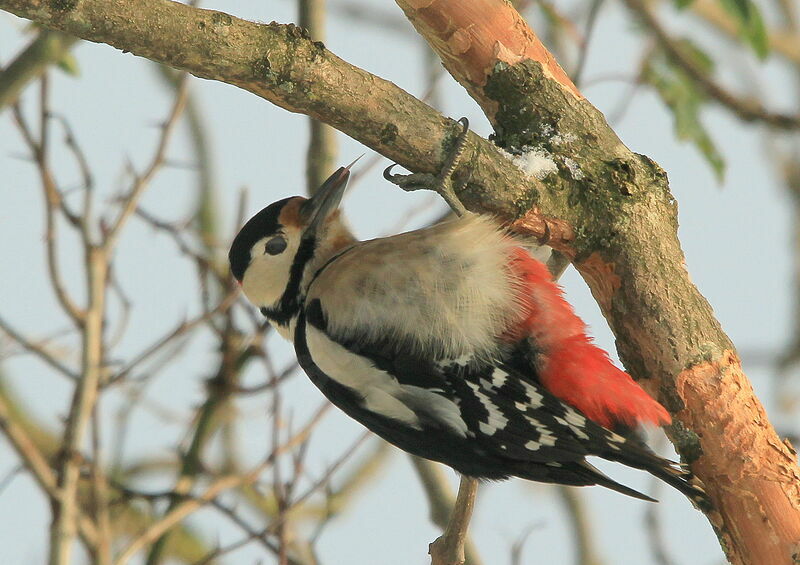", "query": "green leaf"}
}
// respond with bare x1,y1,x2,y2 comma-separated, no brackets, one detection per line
641,42,726,181
721,0,752,20
675,38,714,73
673,0,695,10
56,53,80,76
743,3,769,59
718,0,770,58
